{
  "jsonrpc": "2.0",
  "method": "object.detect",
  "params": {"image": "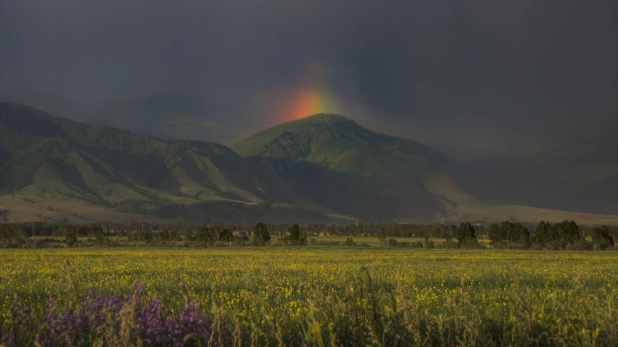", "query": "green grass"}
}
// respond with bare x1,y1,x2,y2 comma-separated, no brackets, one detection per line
1,248,617,345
